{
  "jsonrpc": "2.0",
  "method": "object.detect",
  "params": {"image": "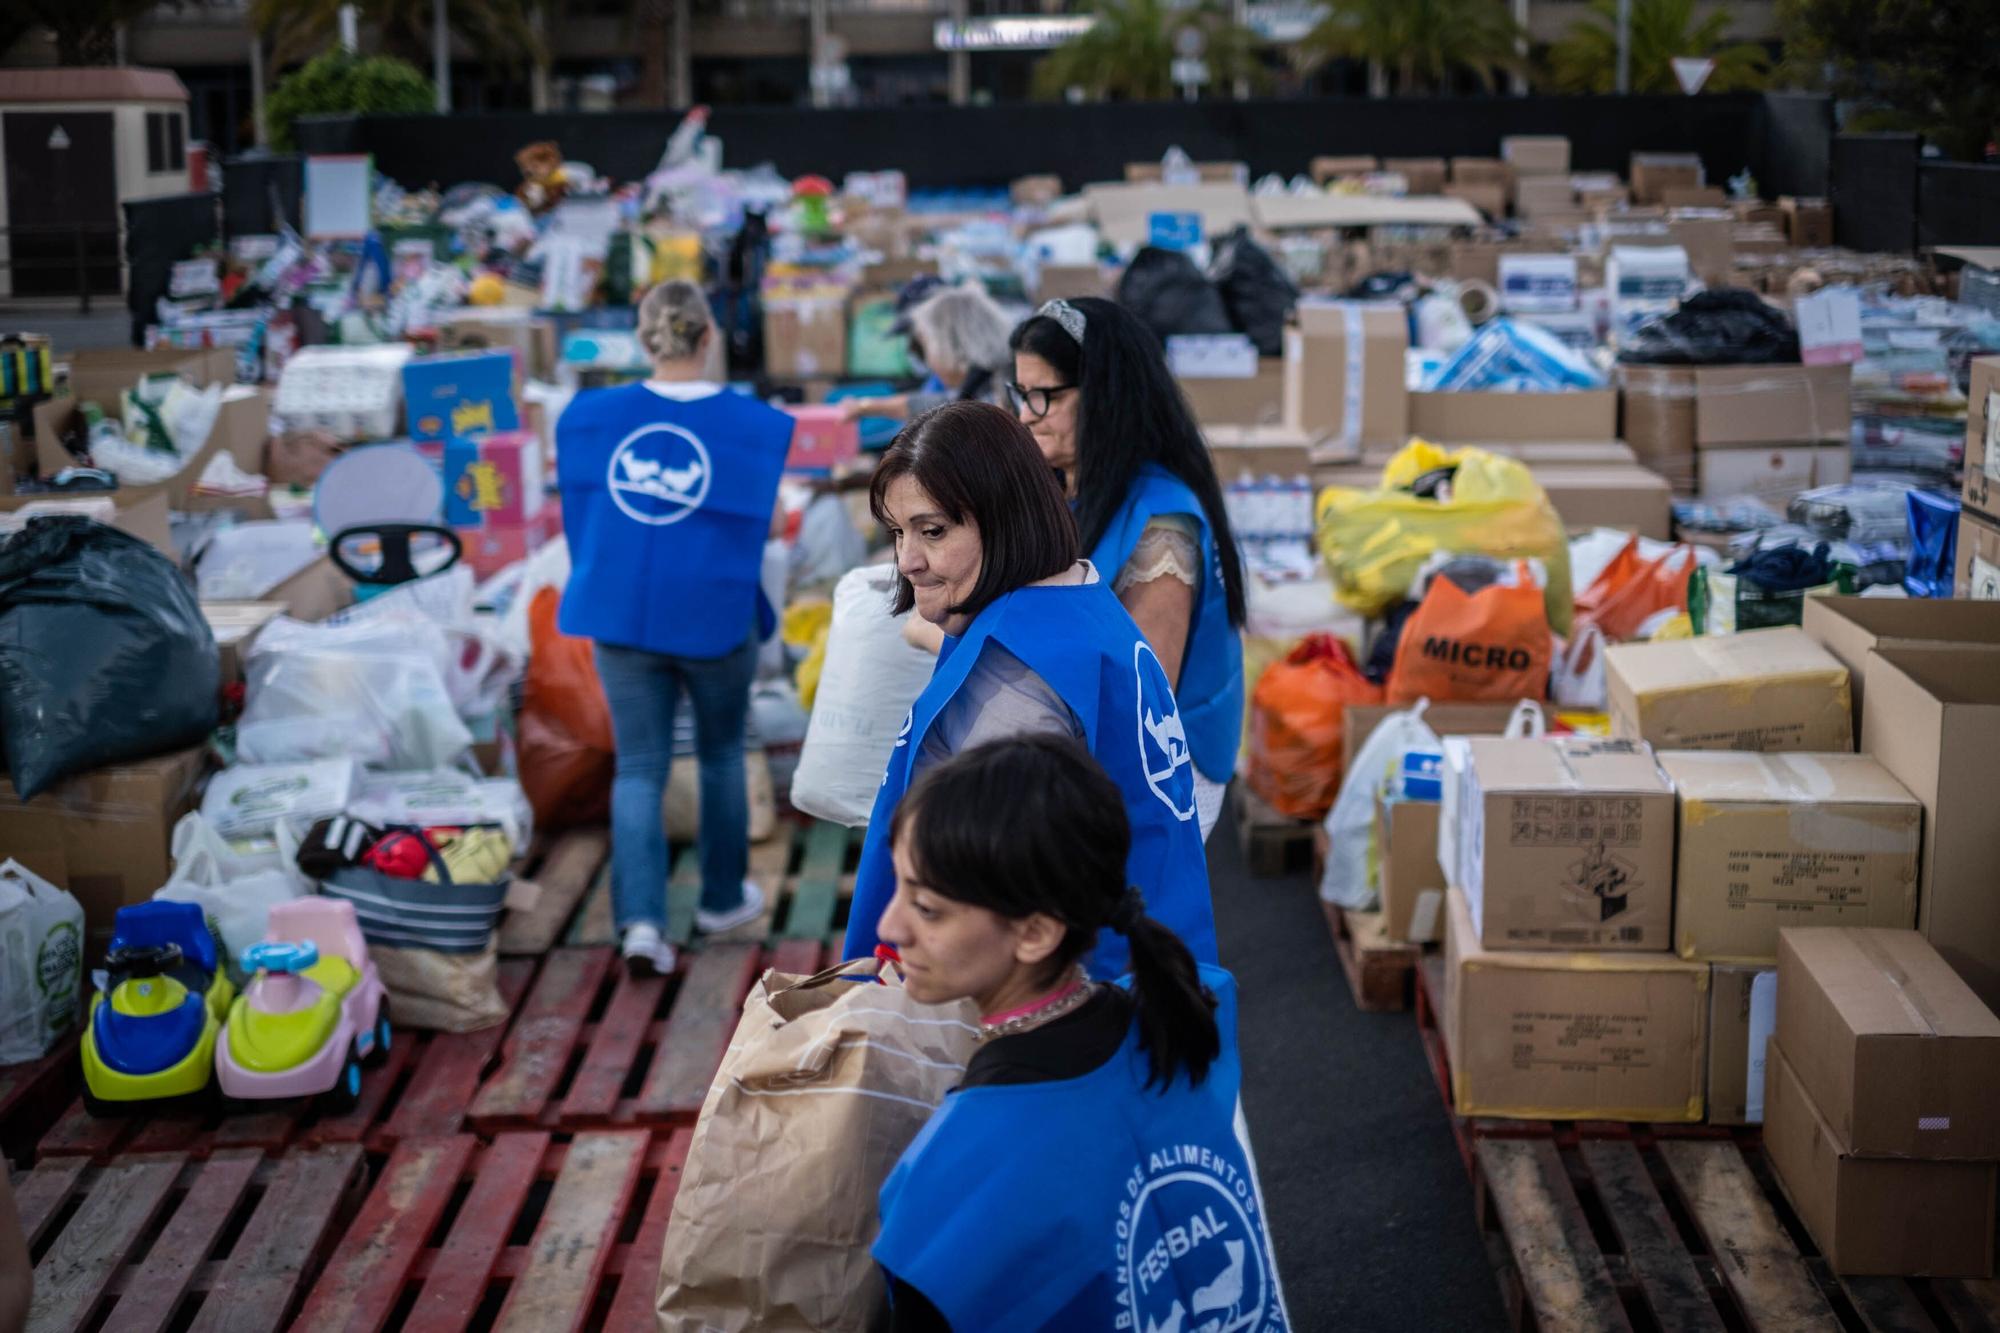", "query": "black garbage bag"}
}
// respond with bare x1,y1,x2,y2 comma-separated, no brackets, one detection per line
1617,288,1801,365
1208,226,1298,356
0,518,219,799
1117,246,1232,343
